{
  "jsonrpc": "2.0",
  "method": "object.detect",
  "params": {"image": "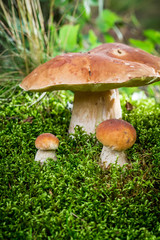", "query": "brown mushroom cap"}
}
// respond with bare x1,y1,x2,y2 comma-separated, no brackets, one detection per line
96,119,136,151
90,43,160,72
20,43,160,92
35,133,59,150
